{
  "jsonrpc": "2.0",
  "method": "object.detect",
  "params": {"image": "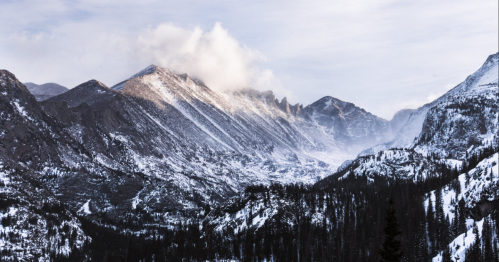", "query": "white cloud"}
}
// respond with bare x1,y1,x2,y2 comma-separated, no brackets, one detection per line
0,0,496,119
132,22,271,91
